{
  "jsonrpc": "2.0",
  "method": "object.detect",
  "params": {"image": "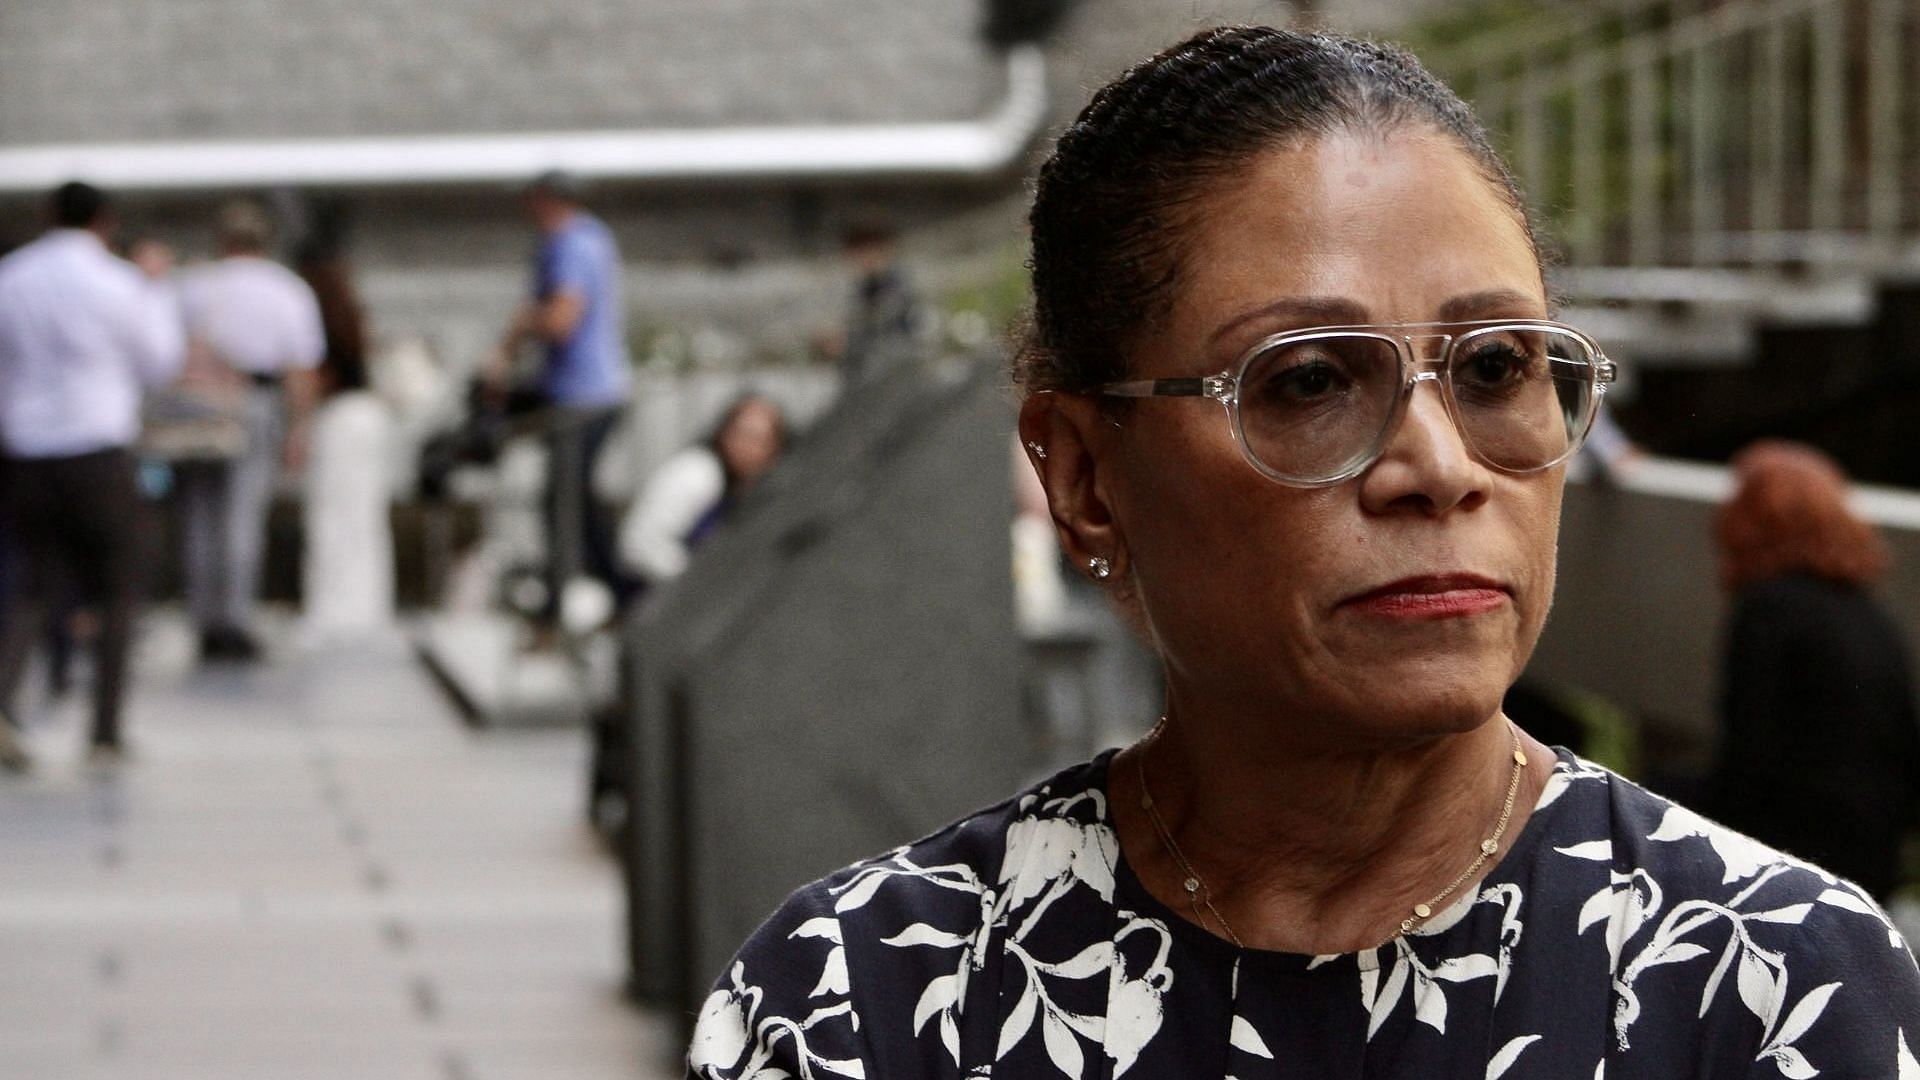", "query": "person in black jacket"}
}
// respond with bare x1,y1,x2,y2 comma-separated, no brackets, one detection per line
1709,440,1920,898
